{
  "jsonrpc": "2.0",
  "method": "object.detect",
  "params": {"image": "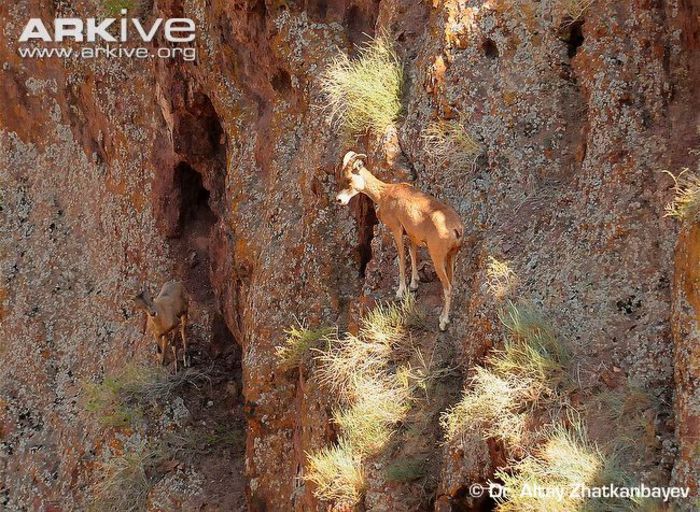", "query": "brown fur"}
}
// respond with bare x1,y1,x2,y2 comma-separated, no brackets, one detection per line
337,152,464,330
134,280,189,371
